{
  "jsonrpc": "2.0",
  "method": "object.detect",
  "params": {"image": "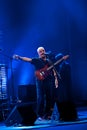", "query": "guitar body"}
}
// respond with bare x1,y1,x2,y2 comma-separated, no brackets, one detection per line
35,55,69,80
35,65,50,80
